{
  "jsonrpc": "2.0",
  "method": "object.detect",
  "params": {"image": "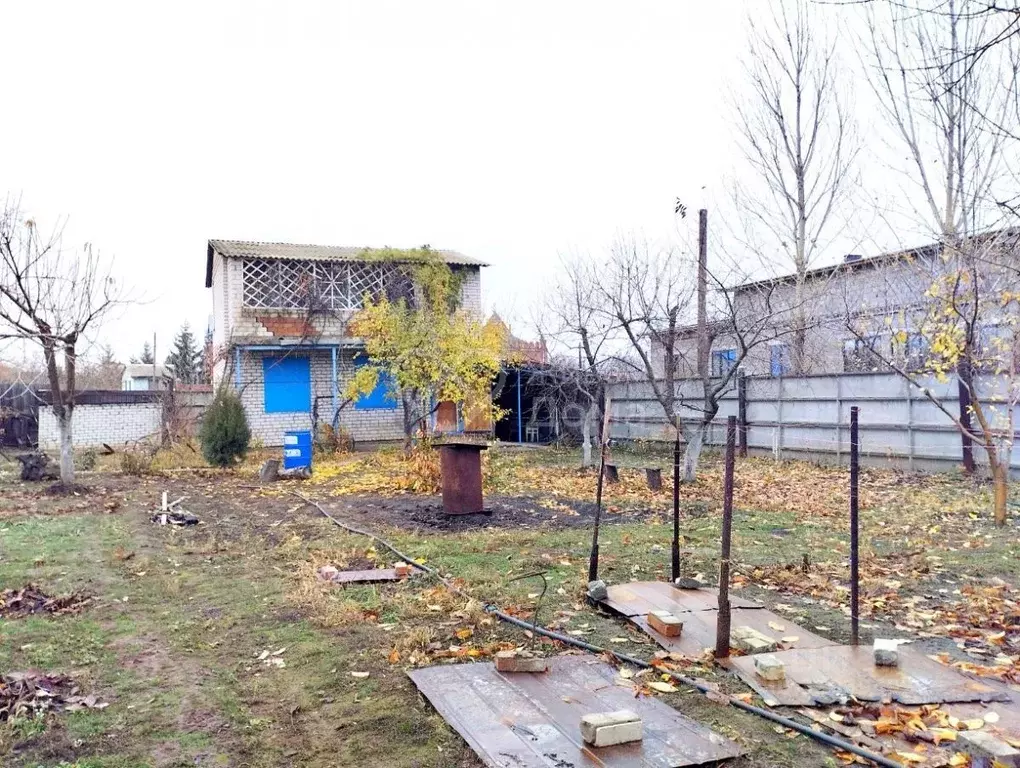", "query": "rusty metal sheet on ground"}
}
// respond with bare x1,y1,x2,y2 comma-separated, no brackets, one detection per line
329,568,401,584
945,676,1020,739
727,645,1012,707
631,607,838,657
601,581,761,618
408,656,743,767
